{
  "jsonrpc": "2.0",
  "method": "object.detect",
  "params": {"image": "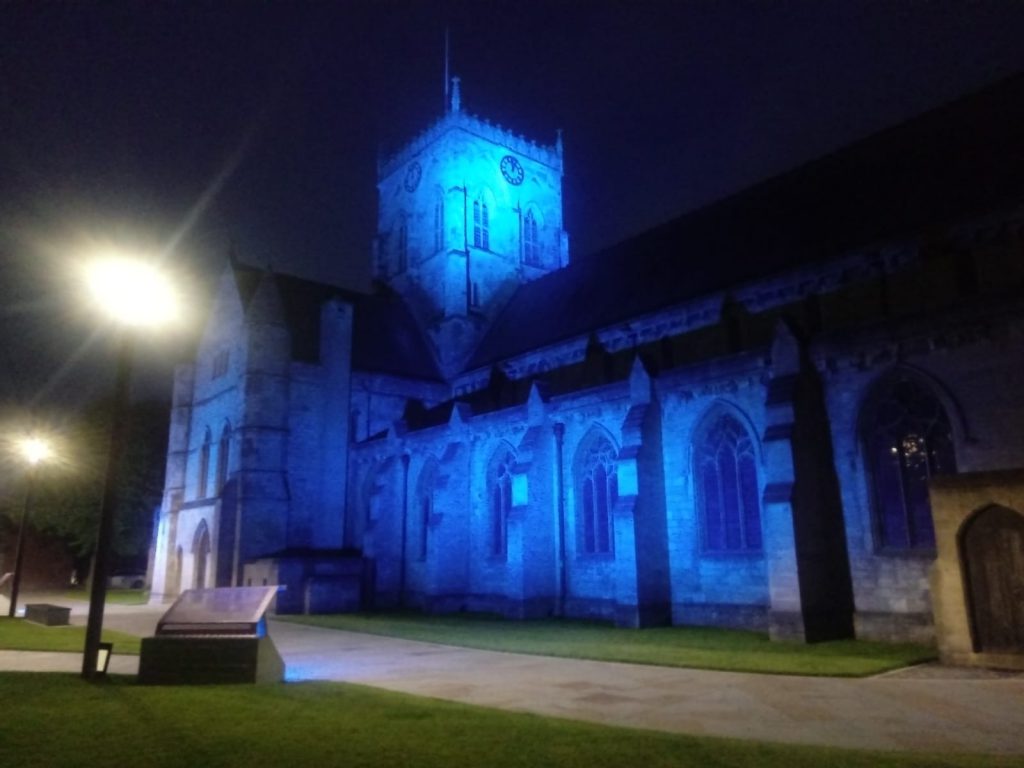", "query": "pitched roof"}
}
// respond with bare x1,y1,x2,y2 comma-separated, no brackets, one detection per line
469,72,1024,370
